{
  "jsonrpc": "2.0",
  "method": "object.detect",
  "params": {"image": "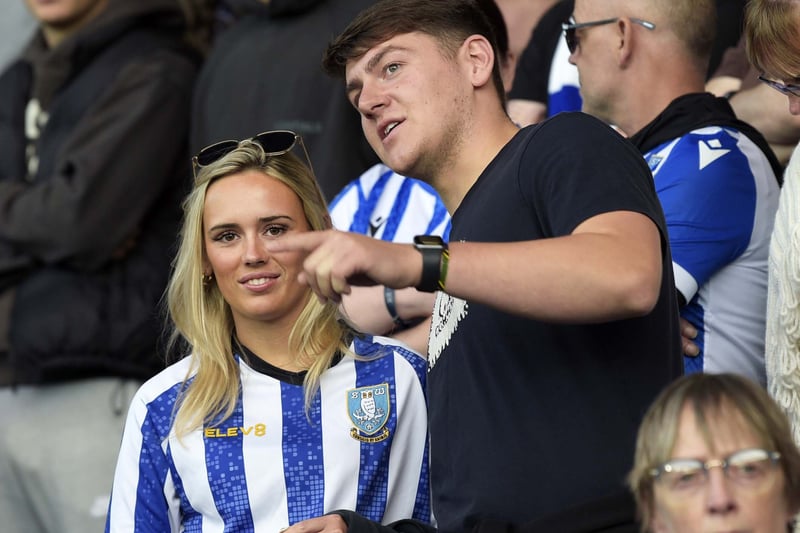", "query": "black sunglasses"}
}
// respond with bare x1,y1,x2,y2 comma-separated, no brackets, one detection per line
561,16,656,55
192,130,313,176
